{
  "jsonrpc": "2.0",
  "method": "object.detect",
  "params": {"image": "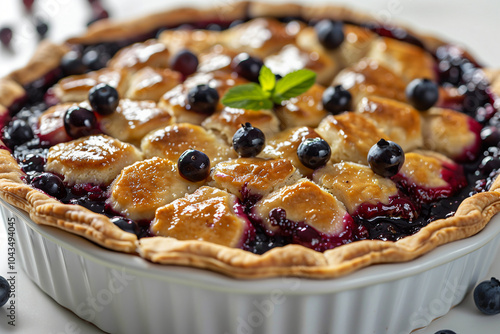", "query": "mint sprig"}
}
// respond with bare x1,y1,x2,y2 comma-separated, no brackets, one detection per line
221,66,317,110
